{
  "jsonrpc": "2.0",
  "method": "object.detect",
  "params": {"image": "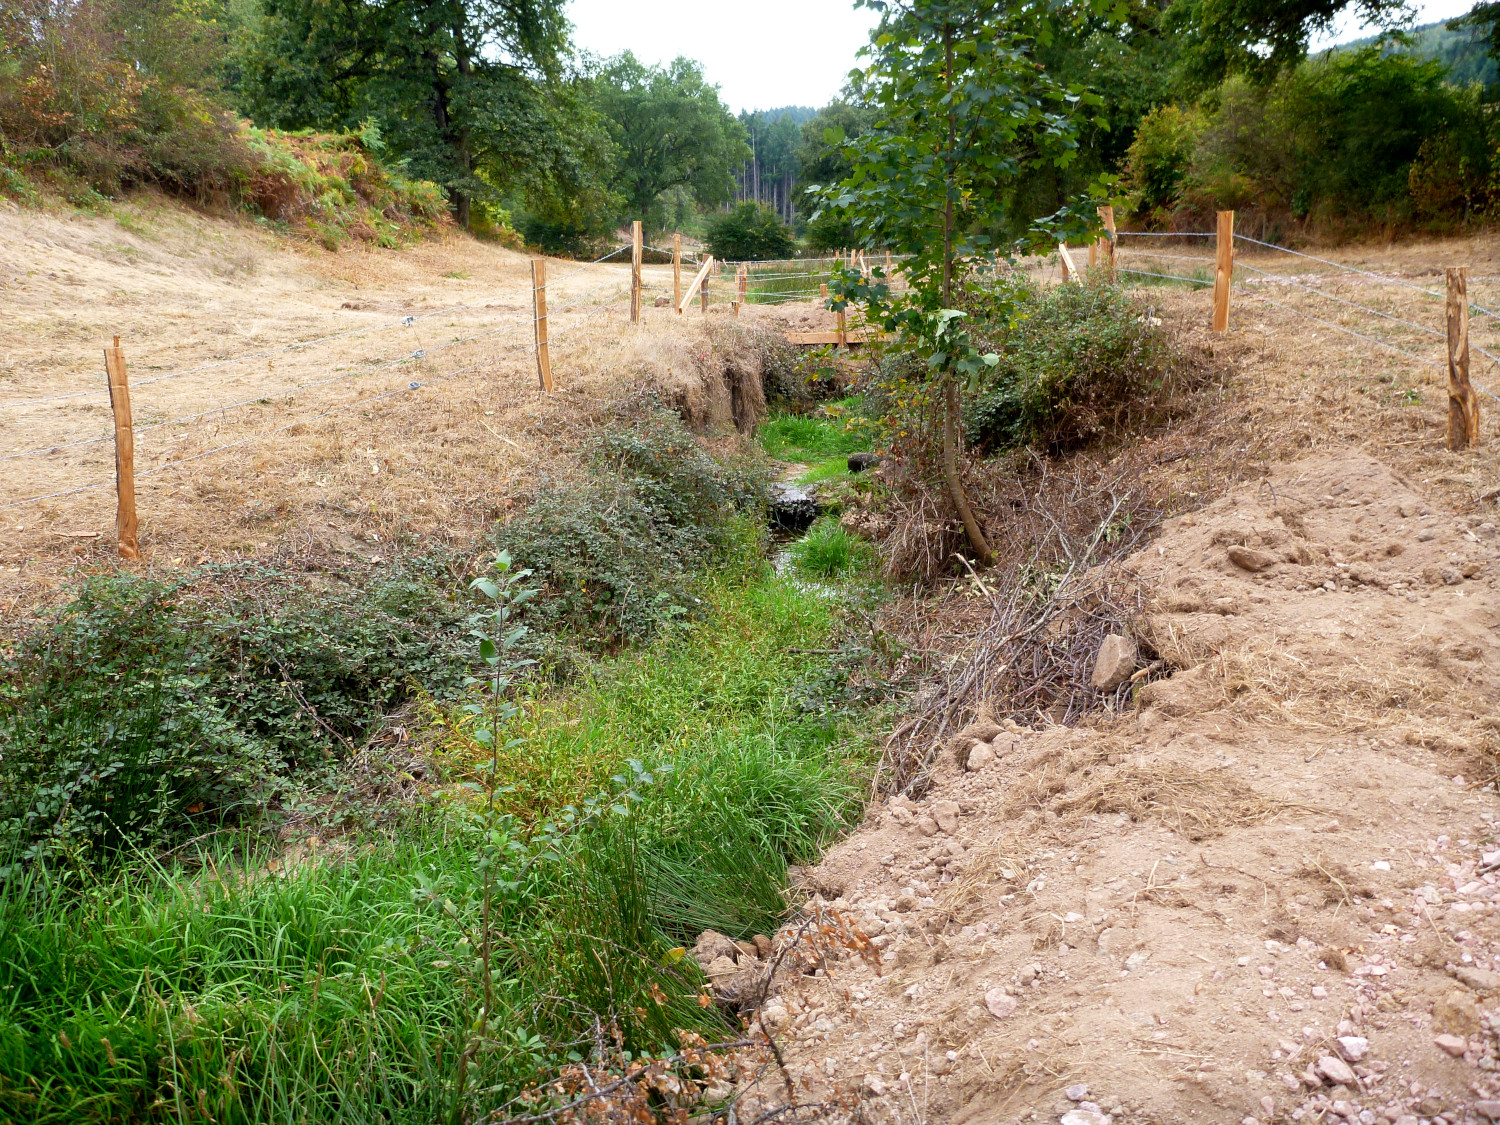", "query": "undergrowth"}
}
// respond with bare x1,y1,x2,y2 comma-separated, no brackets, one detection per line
0,537,877,1124
0,557,475,870
788,517,877,580
756,397,873,462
